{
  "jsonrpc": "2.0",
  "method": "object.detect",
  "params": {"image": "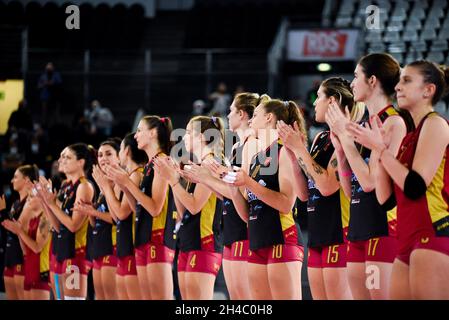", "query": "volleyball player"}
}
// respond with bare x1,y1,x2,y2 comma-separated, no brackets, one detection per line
225,99,306,299
35,143,96,300
181,93,269,299
74,140,121,300
325,53,408,299
154,116,224,300
278,77,366,299
347,60,449,299
106,116,176,300
3,165,51,300
1,165,40,299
